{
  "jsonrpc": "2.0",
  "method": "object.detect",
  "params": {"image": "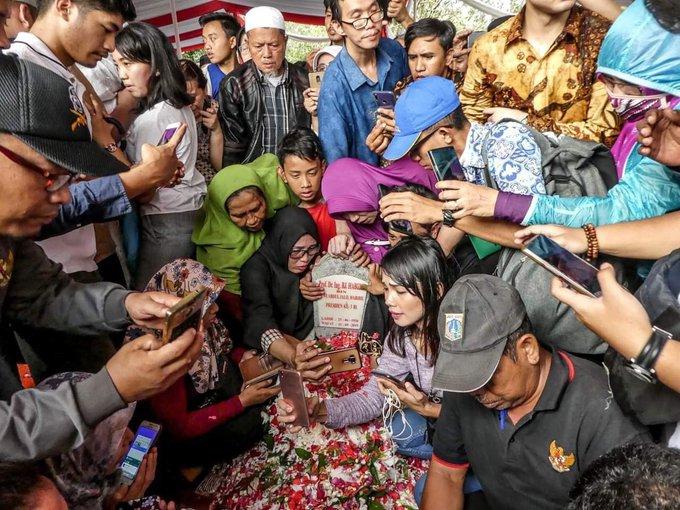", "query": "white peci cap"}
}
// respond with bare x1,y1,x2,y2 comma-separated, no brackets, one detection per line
244,6,286,33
